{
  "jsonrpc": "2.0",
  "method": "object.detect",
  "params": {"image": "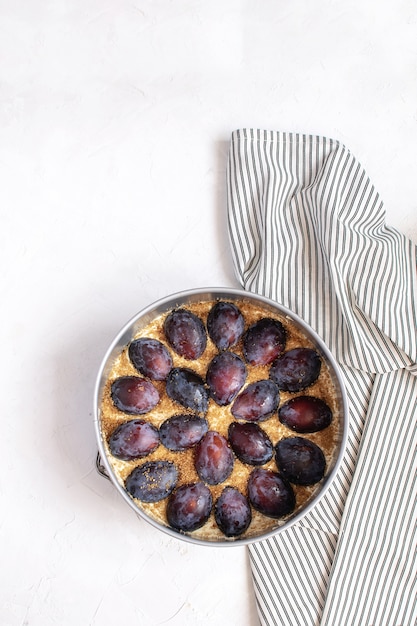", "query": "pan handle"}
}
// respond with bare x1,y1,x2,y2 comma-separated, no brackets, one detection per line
96,451,110,481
